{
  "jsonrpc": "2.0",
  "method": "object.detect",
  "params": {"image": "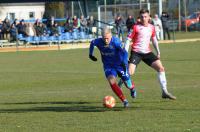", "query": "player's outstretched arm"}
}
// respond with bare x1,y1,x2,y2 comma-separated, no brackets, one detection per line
89,40,98,61
114,37,129,66
124,38,132,52
152,36,161,58
122,38,132,66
